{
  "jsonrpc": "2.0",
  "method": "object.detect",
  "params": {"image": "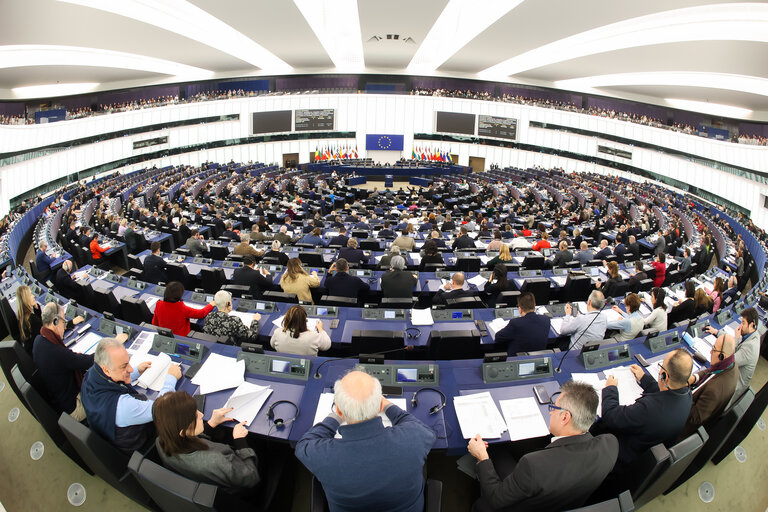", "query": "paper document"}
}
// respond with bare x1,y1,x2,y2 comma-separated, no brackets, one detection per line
411,308,434,326
550,317,564,335
453,391,507,439
272,315,317,331
690,337,713,360
224,382,273,426
230,310,257,326
604,309,624,323
126,330,154,354
467,275,488,287
571,373,602,388
499,397,550,441
136,352,172,391
410,253,422,265
646,360,663,382
312,393,407,438
550,276,567,287
576,302,588,314
71,332,102,355
191,353,245,395
479,255,491,264
603,366,644,406
722,325,736,337
144,295,160,312
487,317,510,338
